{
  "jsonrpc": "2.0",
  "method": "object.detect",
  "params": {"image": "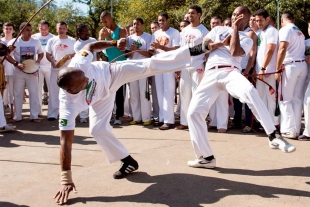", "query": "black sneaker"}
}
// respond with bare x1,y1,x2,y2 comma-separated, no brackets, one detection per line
113,155,139,179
